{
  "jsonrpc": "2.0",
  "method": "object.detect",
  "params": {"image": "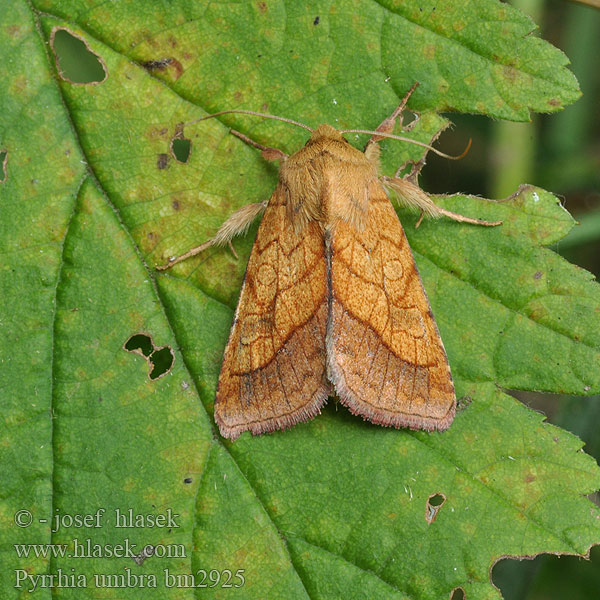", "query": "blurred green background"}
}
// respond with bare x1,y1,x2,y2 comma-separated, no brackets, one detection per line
51,0,600,598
